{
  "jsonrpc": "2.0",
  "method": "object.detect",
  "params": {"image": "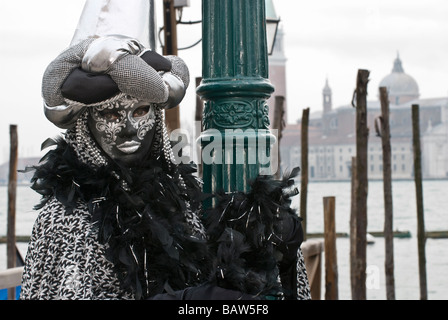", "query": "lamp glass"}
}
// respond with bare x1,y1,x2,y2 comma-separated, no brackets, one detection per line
266,19,279,55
